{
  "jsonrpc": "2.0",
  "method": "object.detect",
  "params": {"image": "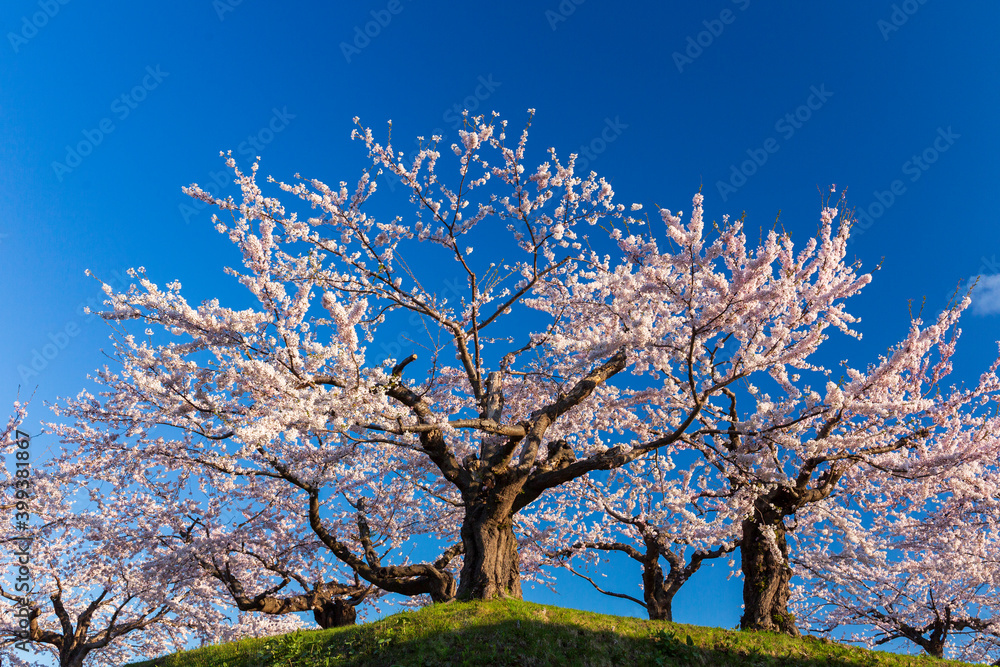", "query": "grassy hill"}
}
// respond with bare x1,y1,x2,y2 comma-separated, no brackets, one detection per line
127,599,973,667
